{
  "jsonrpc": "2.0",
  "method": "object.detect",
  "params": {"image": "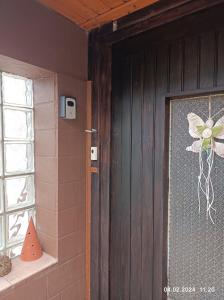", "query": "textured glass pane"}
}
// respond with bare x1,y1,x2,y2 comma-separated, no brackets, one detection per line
0,180,3,214
4,108,33,140
0,216,4,250
4,143,34,174
0,143,3,177
168,95,224,299
6,208,35,246
0,107,2,141
7,244,23,258
5,175,35,211
2,73,33,107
